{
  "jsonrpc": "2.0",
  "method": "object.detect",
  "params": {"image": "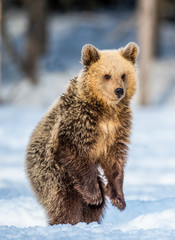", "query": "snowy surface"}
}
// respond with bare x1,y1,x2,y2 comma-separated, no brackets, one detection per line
0,105,175,239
